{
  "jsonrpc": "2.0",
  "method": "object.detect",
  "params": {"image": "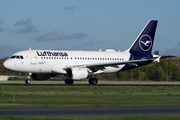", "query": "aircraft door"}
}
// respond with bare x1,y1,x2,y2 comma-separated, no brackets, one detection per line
30,52,37,65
